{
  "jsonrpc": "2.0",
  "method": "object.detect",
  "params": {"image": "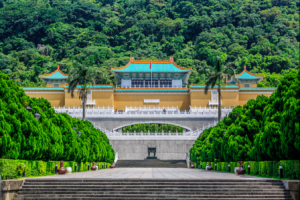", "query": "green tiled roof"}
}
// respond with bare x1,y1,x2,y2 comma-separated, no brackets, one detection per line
22,88,64,91
190,85,240,89
236,72,264,79
239,88,277,91
113,63,191,73
40,71,68,80
115,89,189,92
64,86,113,89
